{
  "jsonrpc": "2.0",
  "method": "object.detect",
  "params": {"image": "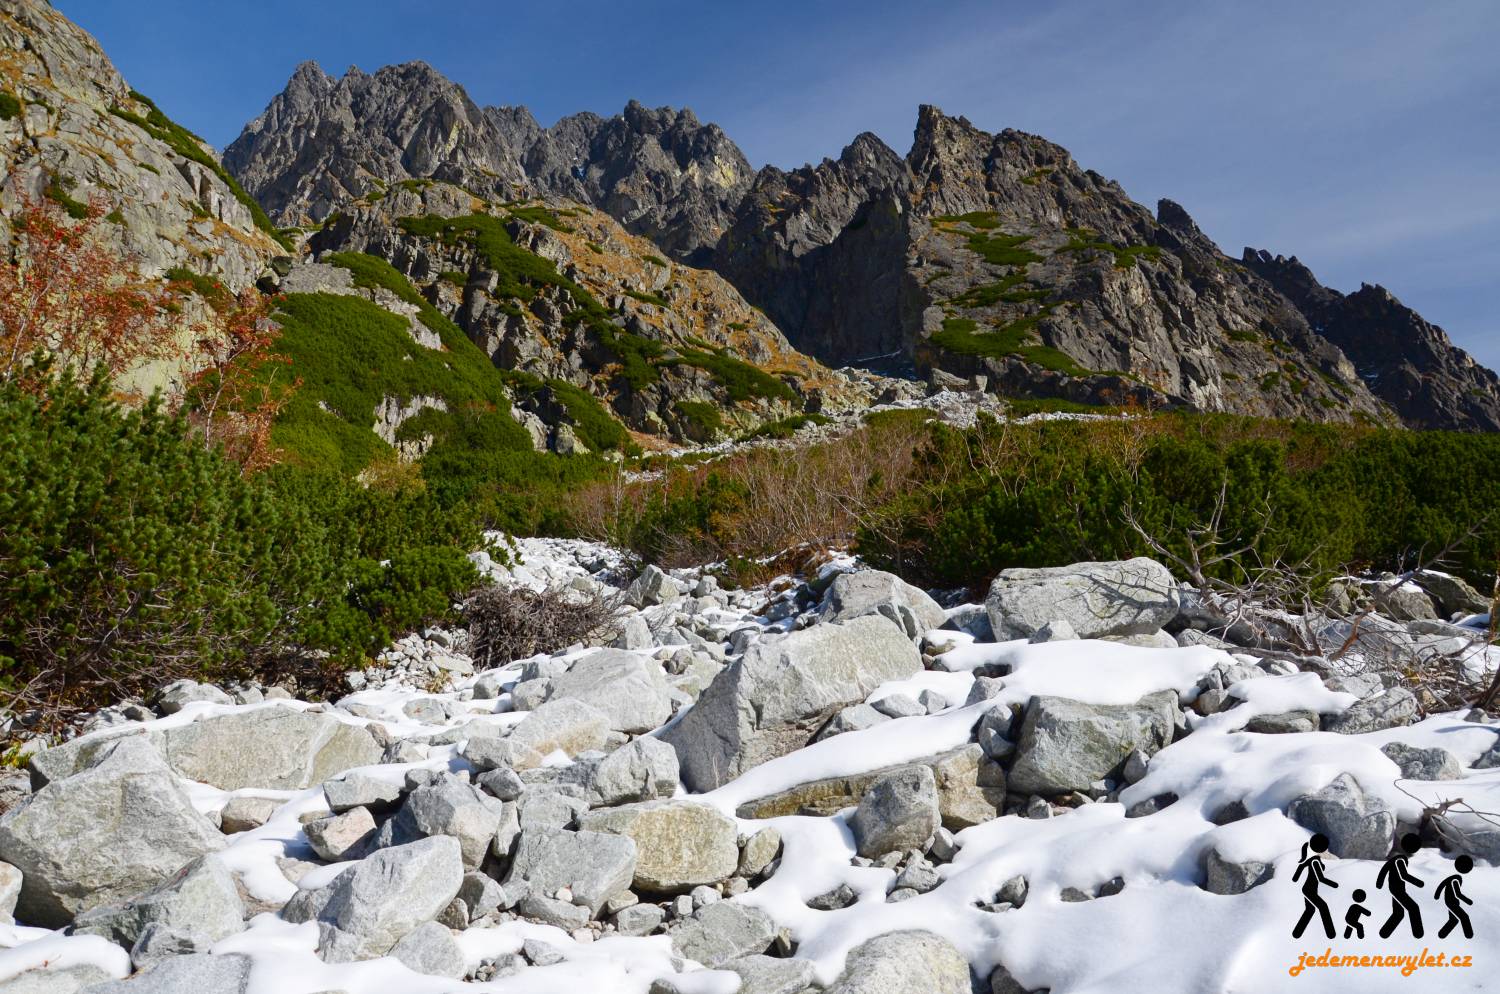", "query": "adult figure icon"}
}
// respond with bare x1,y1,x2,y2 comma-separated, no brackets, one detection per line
1292,833,1339,939
1436,856,1474,940
1377,834,1426,939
